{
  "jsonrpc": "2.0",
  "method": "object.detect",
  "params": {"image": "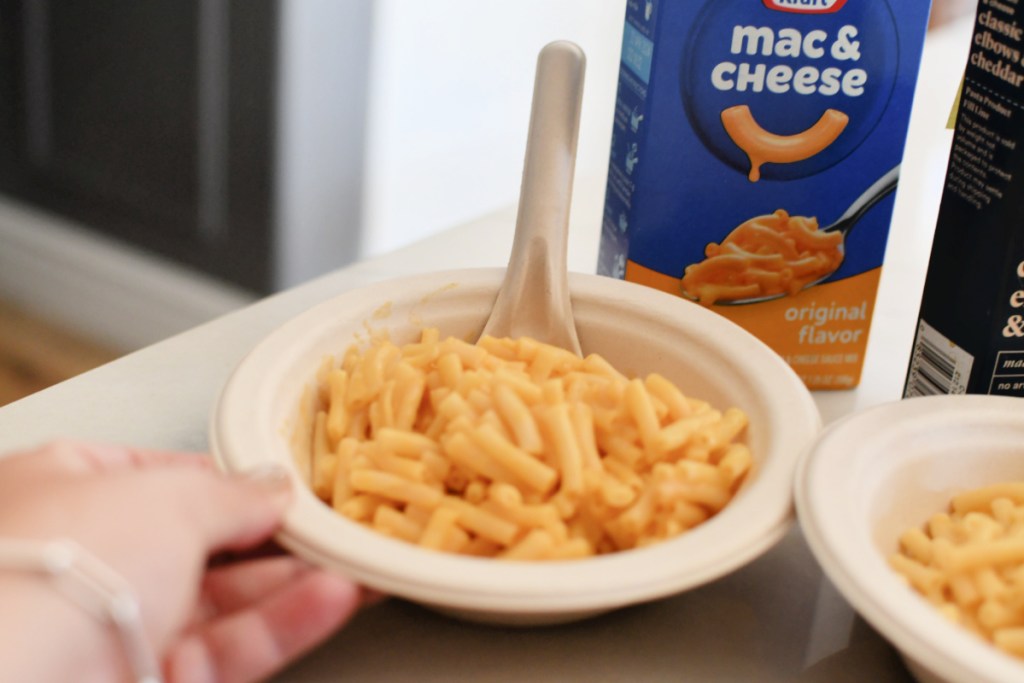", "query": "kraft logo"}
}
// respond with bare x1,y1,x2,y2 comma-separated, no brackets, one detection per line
762,0,847,13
